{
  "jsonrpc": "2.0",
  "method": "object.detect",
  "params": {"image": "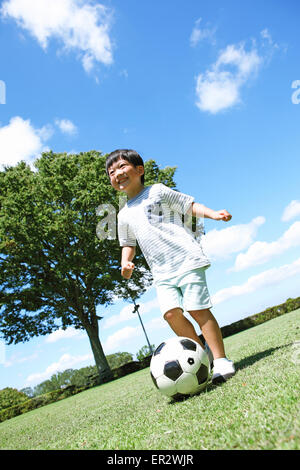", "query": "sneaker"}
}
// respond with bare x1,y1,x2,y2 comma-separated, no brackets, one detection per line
204,341,214,371
212,358,235,385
